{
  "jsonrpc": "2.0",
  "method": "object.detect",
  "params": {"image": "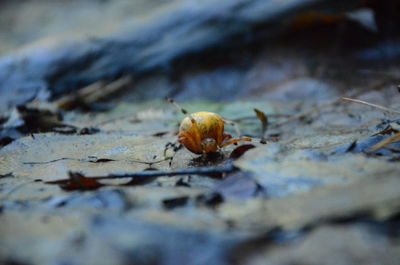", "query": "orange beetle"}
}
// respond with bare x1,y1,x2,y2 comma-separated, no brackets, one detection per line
167,98,252,154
